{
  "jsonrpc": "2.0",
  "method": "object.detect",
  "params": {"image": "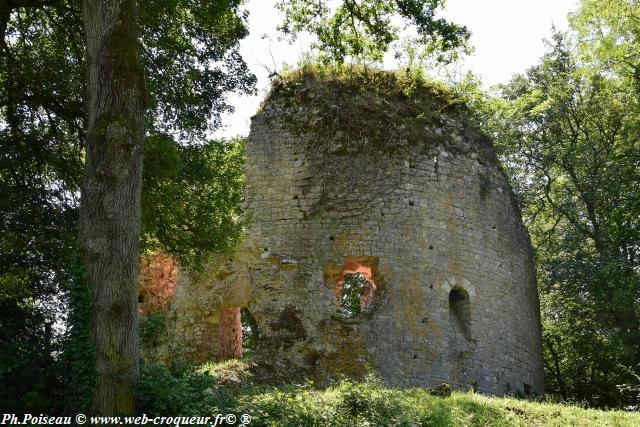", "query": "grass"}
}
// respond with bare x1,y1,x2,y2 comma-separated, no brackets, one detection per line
234,382,640,426
138,360,640,426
